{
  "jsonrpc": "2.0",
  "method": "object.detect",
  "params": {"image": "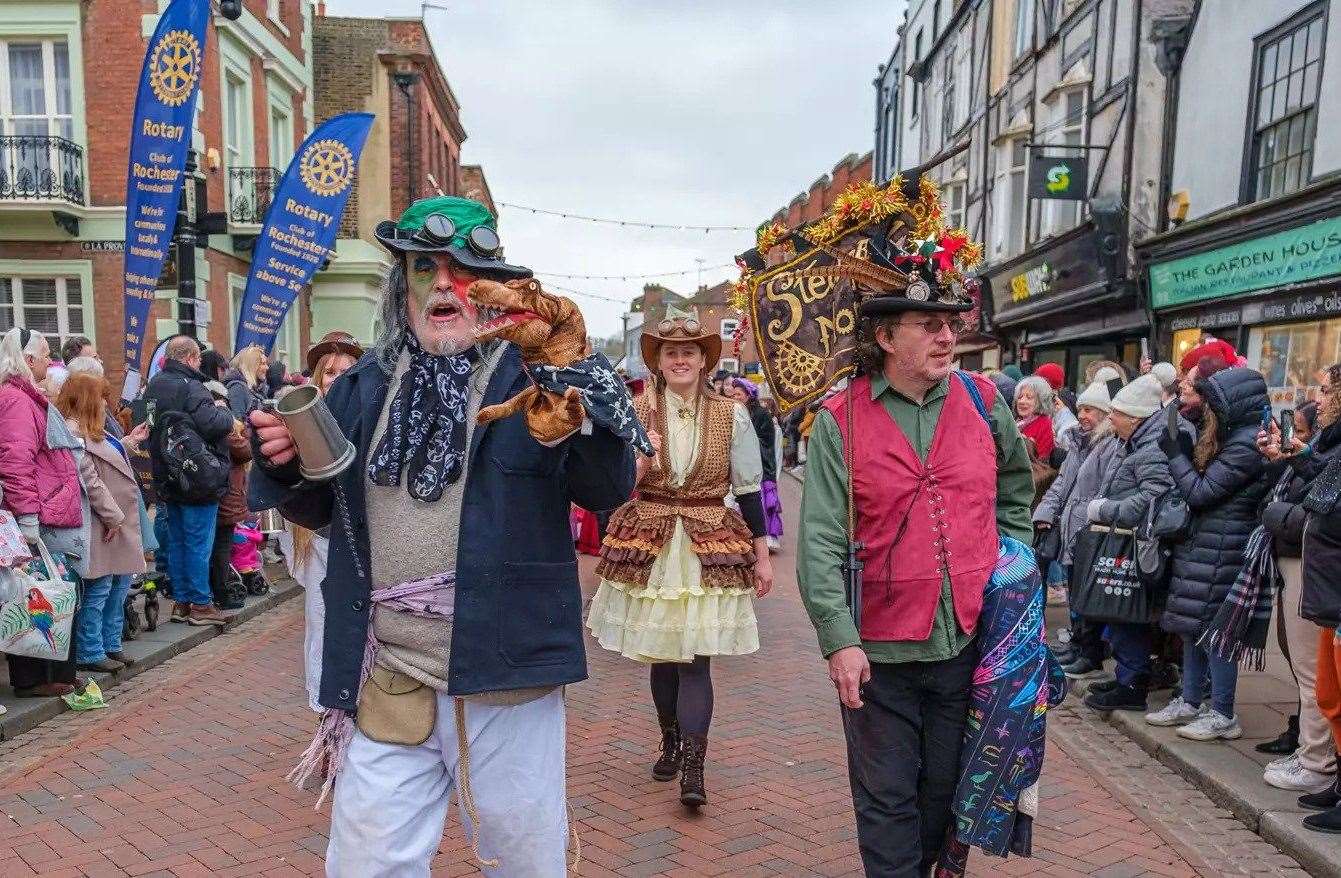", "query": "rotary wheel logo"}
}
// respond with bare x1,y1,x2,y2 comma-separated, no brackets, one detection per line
148,30,201,107
299,139,355,197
